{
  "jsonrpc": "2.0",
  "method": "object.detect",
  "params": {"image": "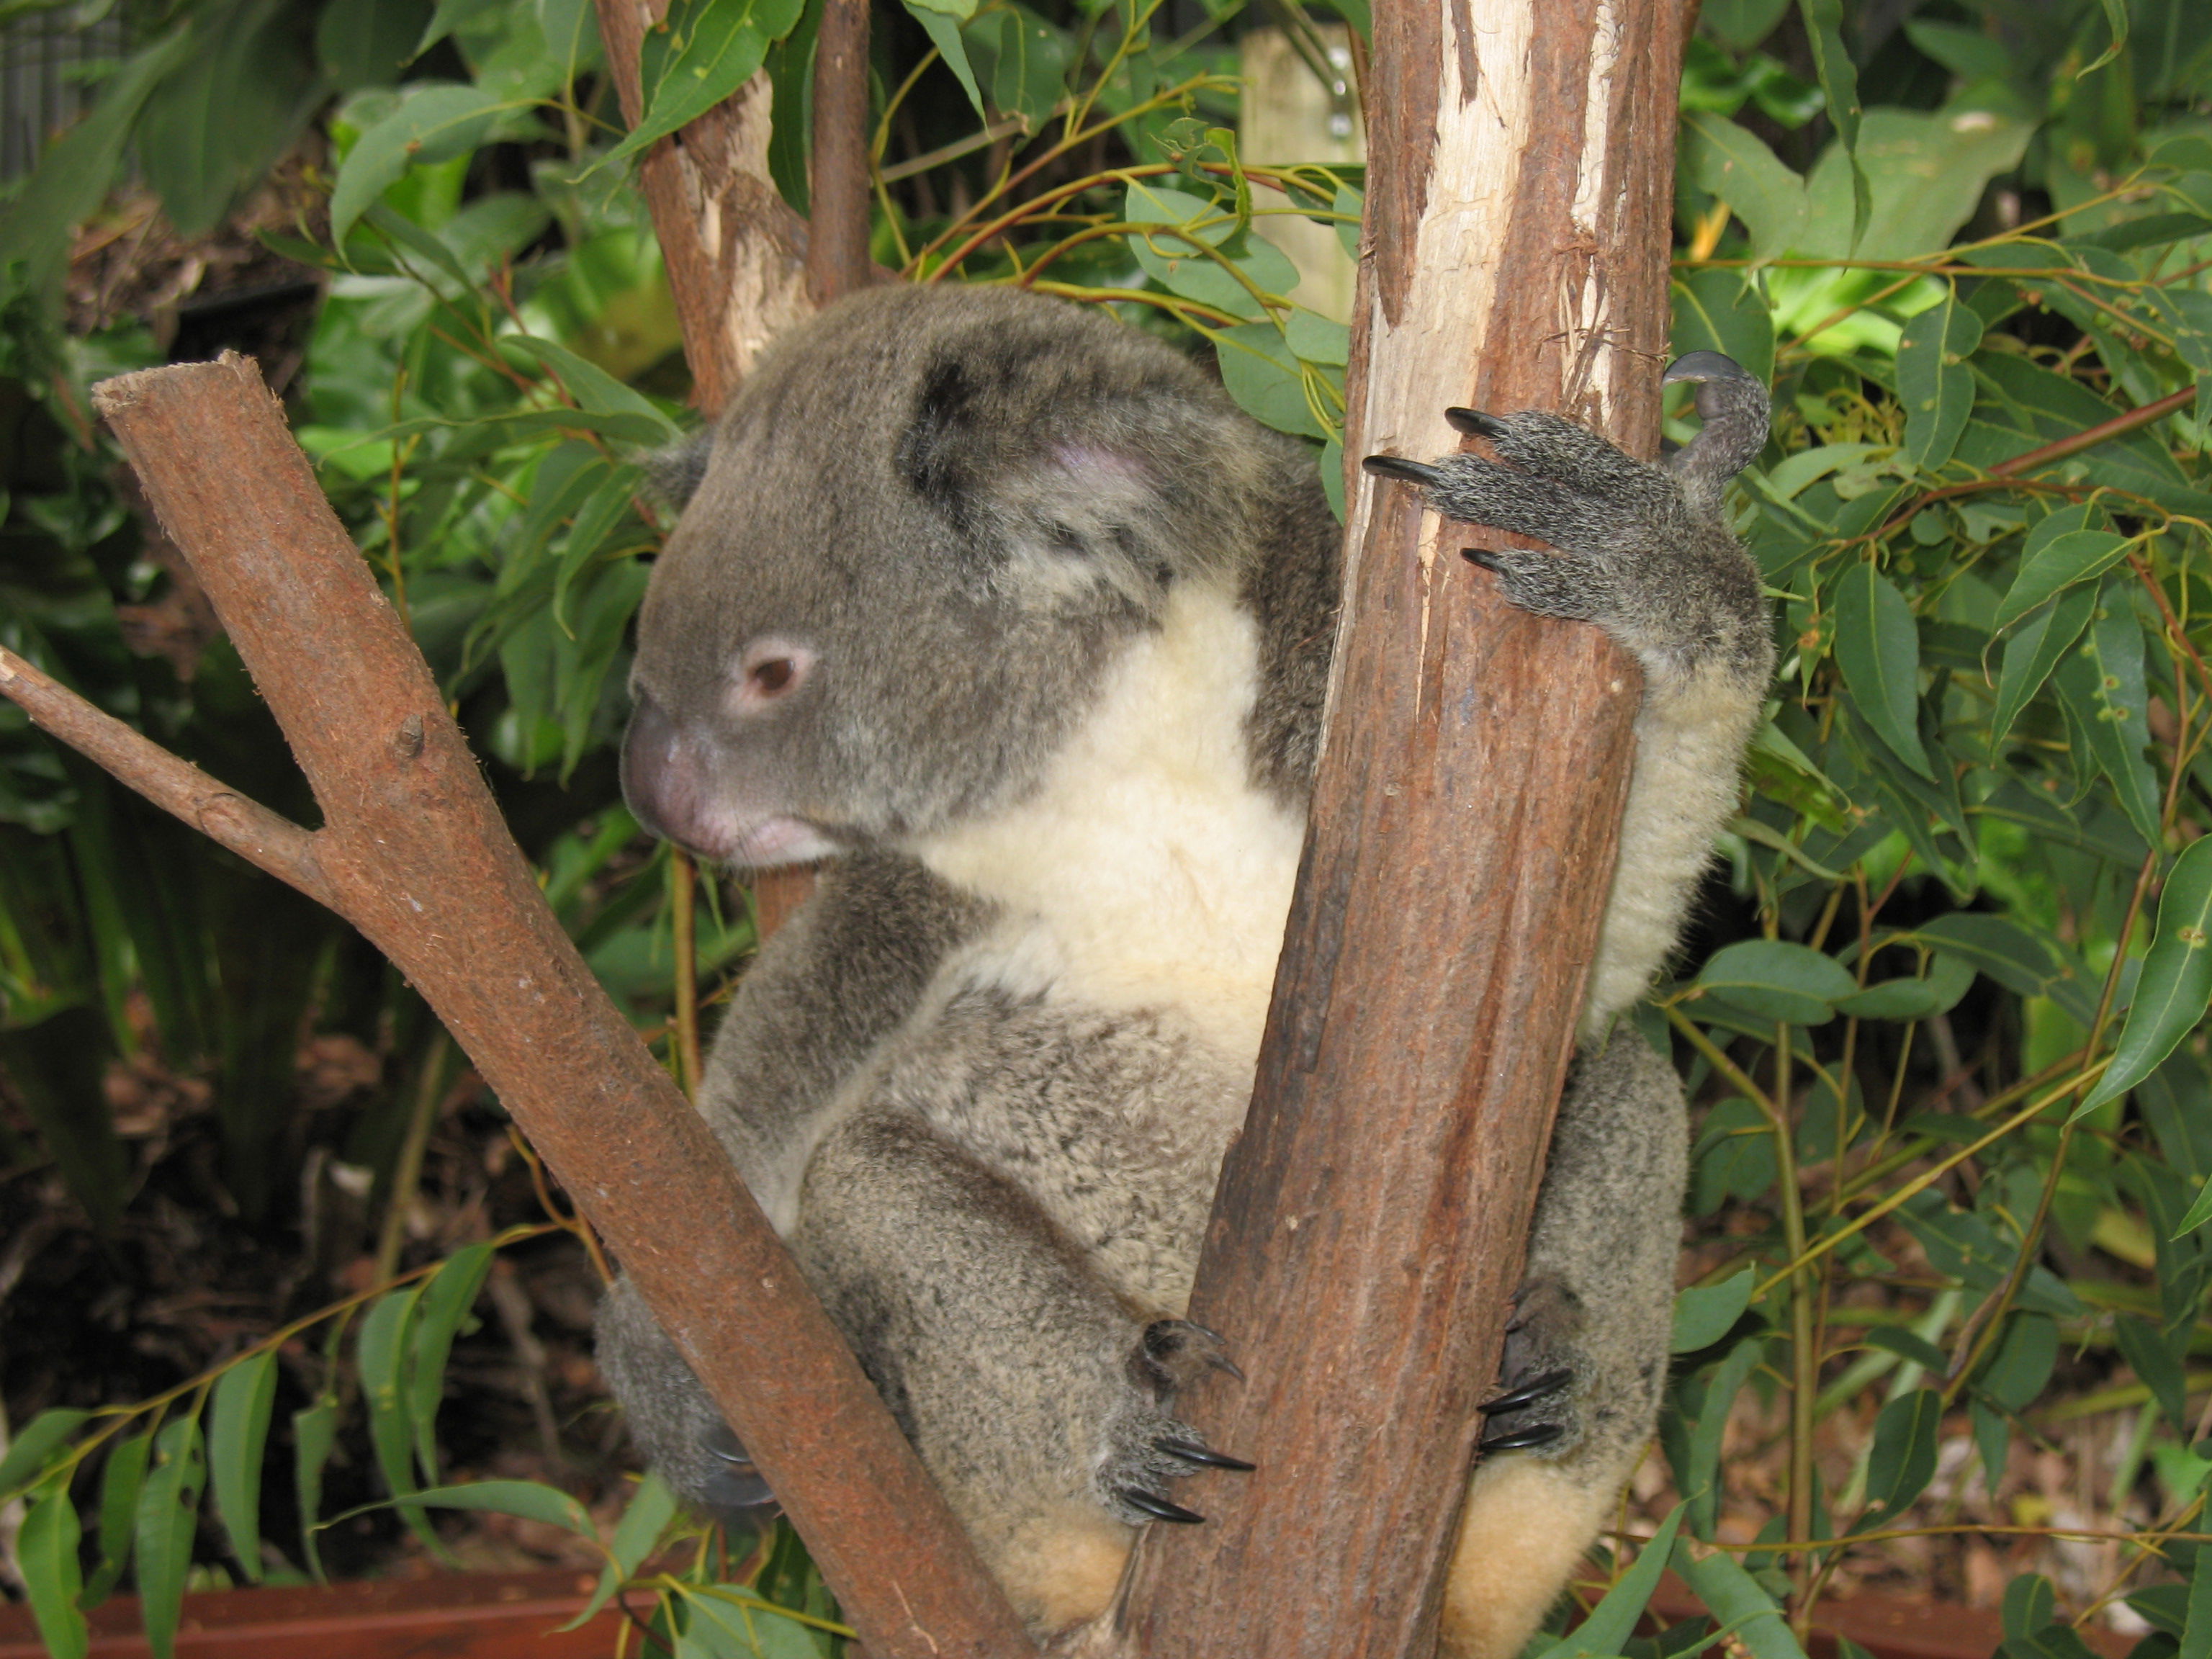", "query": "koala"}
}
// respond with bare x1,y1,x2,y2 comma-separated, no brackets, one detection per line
595,283,1772,1656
